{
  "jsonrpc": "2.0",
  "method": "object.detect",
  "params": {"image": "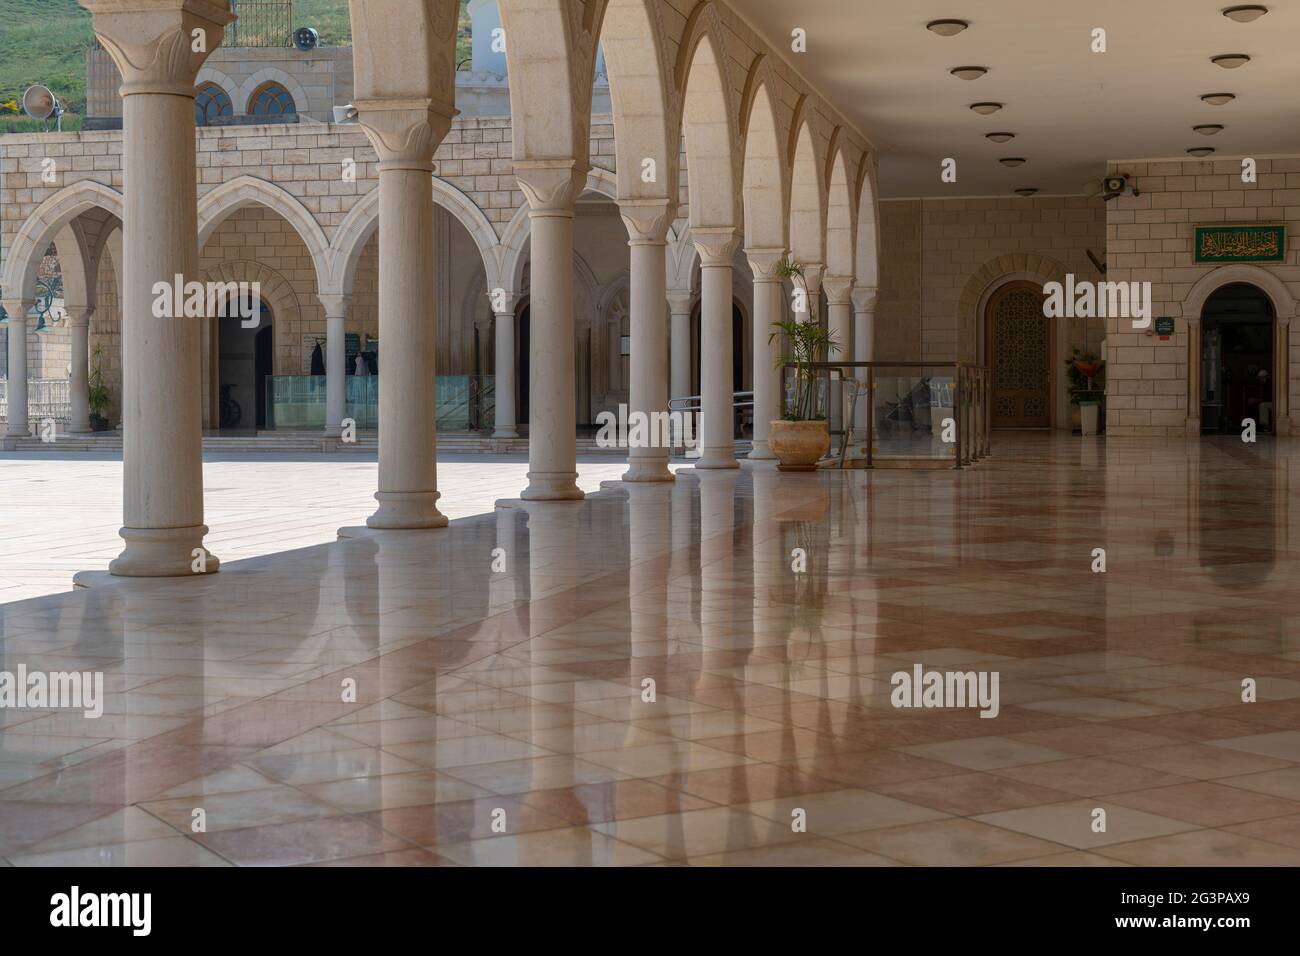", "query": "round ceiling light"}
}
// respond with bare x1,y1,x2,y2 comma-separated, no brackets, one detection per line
927,19,969,36
1222,5,1268,22
1211,54,1251,68
950,66,988,80
969,102,1003,115
1014,188,1039,197
1201,92,1236,105
999,157,1026,167
985,132,1015,143
1187,147,1216,157
1193,124,1225,135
